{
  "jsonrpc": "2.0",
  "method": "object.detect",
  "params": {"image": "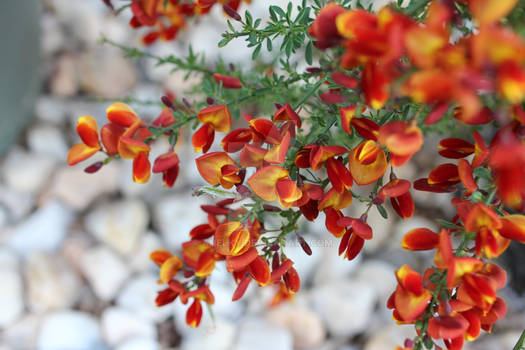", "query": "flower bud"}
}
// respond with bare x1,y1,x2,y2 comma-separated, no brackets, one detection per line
84,161,103,174
223,5,242,21
161,95,176,109
272,251,280,270
296,233,312,256
206,97,215,105
263,204,281,212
